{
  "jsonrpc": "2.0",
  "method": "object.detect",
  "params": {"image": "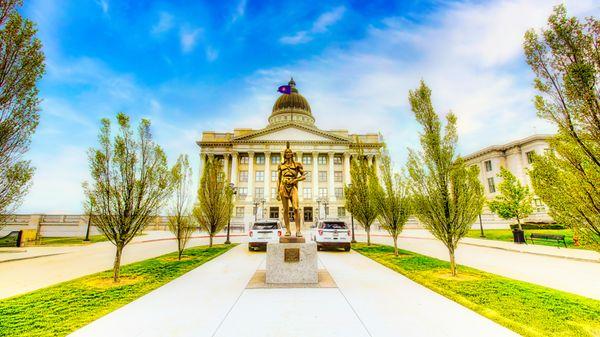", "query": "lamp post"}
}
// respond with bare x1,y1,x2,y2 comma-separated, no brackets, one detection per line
316,199,321,220
225,183,237,245
253,197,265,221
317,196,329,220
